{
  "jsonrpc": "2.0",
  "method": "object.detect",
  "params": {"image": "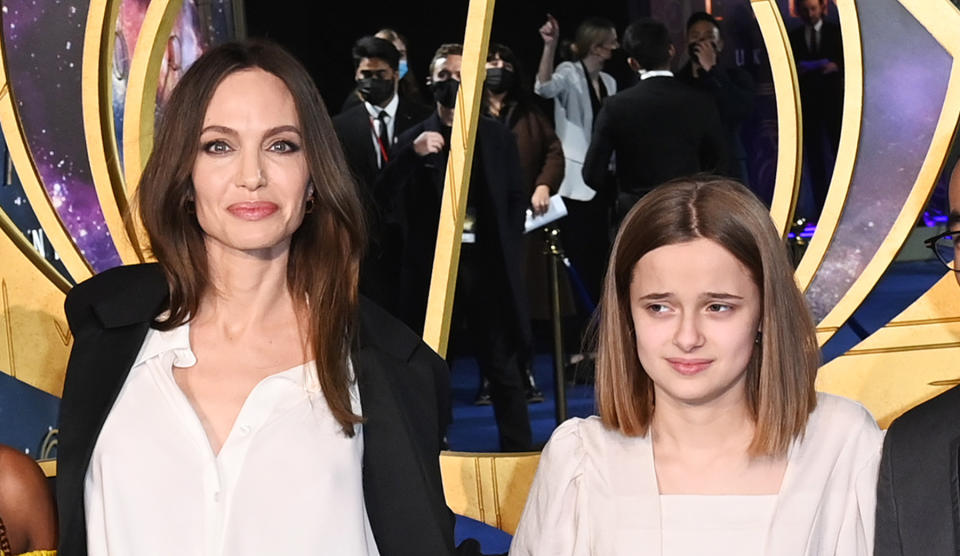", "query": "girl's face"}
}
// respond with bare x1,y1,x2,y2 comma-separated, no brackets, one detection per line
628,238,762,410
